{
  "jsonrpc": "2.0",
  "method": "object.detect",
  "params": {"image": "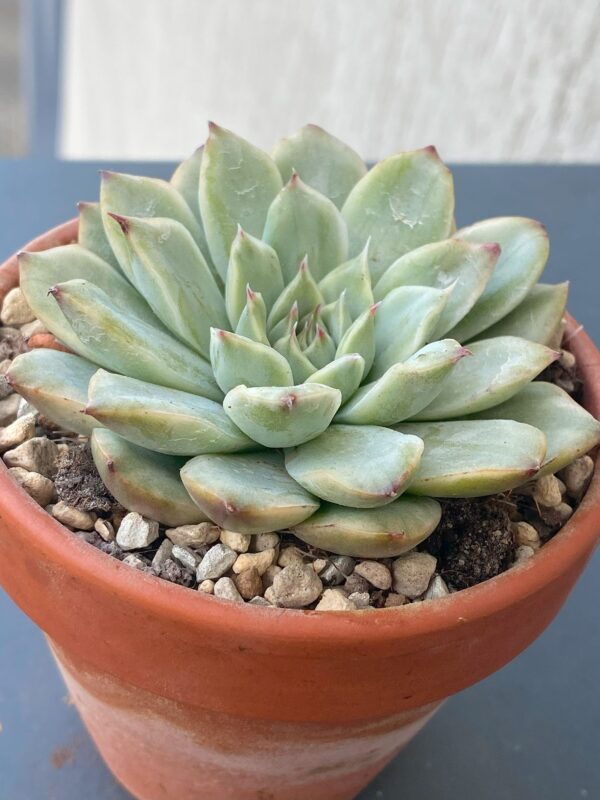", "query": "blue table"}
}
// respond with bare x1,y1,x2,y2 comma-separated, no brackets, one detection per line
1,161,599,799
